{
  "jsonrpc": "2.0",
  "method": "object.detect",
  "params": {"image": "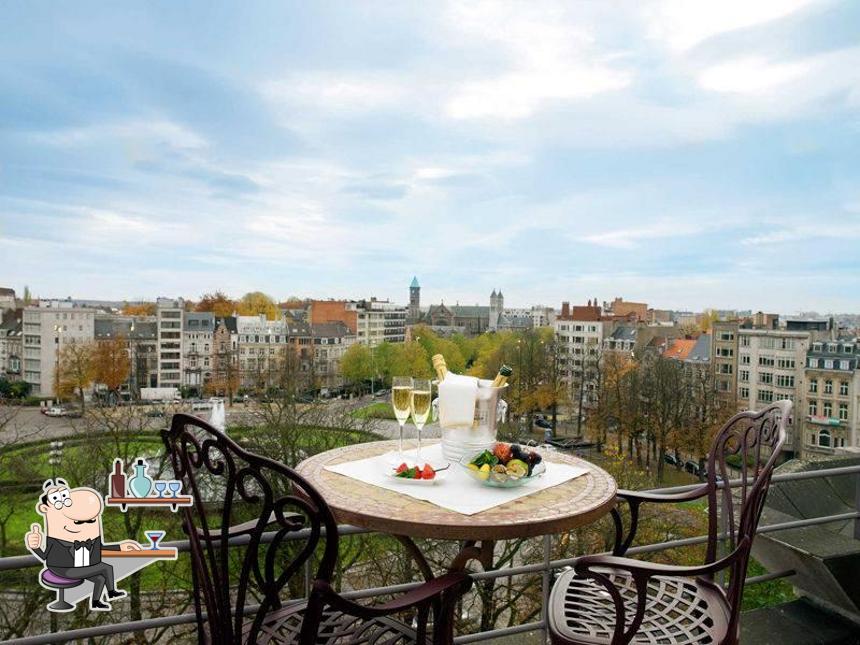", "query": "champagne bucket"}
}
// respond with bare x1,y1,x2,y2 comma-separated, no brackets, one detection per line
434,382,508,462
